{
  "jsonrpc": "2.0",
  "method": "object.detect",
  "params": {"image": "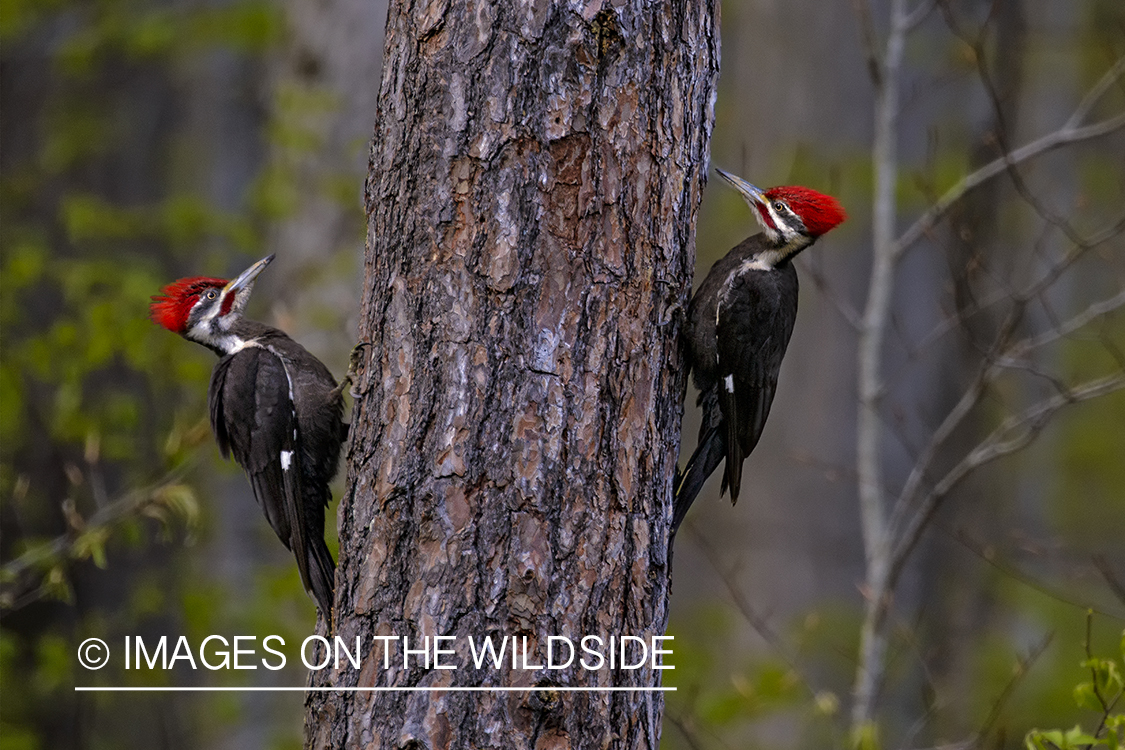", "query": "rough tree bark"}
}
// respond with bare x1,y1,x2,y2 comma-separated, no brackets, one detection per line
304,1,718,748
